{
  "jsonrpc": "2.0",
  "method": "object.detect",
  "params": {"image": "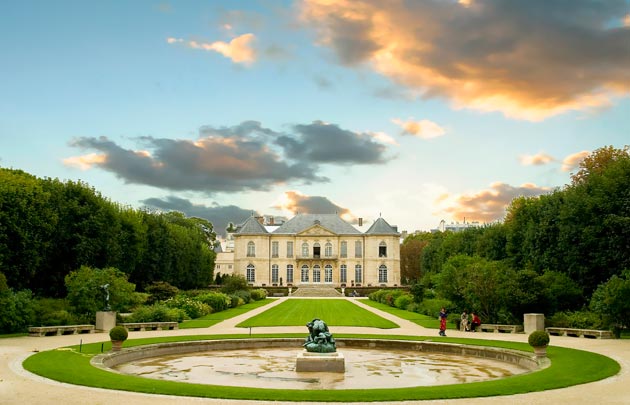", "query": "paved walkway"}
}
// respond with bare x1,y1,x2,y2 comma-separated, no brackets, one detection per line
1,297,629,404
